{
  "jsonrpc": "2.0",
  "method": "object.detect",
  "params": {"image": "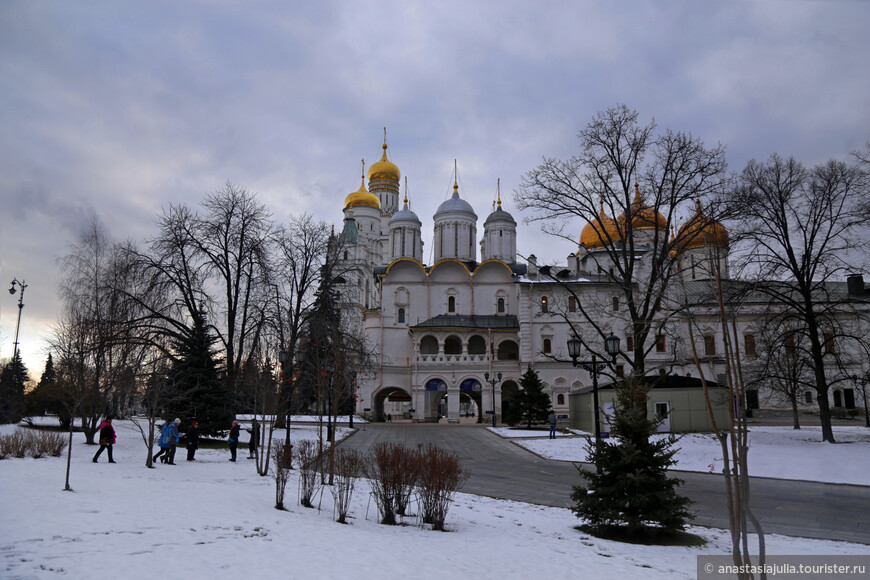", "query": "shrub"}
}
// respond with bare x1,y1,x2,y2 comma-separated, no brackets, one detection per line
1,430,29,458
272,441,293,510
417,444,469,531
330,448,364,524
365,442,418,525
296,440,323,508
